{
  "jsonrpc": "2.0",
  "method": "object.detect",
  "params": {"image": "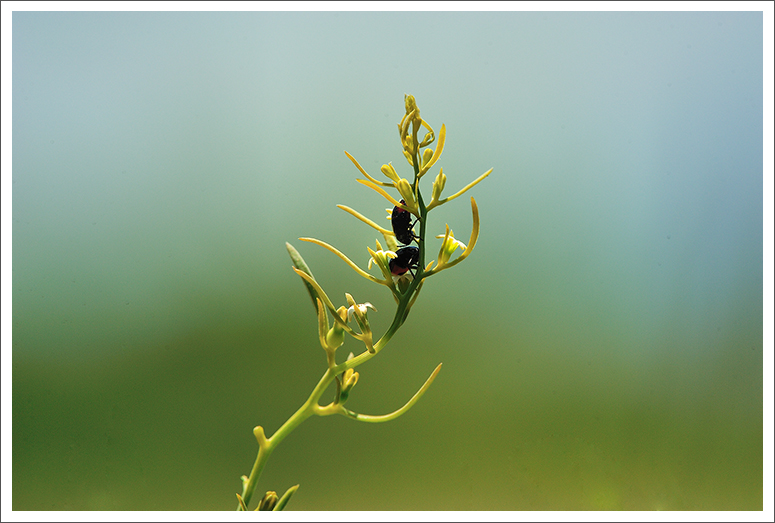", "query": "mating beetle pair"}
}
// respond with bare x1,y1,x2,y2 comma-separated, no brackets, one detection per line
388,200,420,278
